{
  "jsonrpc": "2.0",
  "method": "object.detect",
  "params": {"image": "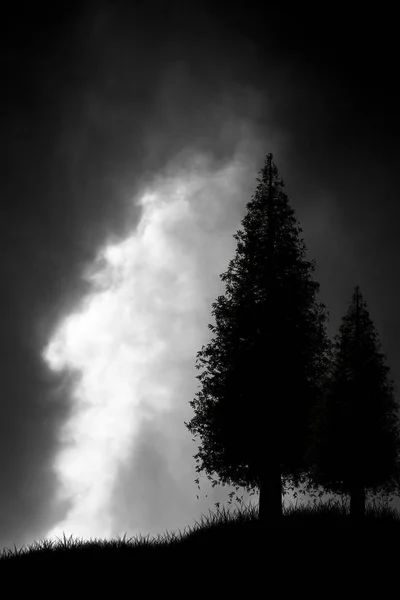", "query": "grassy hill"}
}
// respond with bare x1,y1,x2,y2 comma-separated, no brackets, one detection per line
1,496,399,565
